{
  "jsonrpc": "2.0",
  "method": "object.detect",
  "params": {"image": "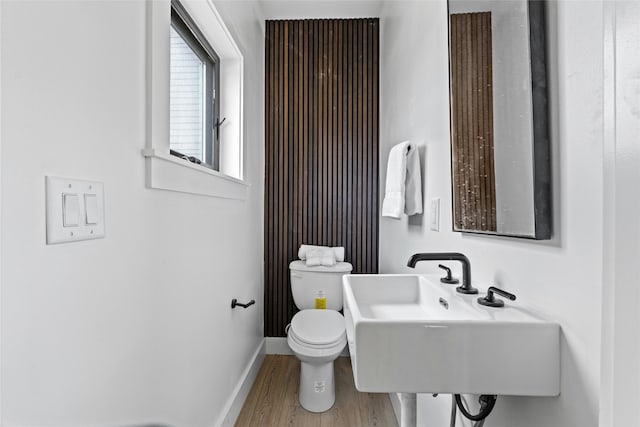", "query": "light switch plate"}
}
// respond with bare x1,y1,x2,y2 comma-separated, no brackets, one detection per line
430,198,440,231
46,176,105,244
